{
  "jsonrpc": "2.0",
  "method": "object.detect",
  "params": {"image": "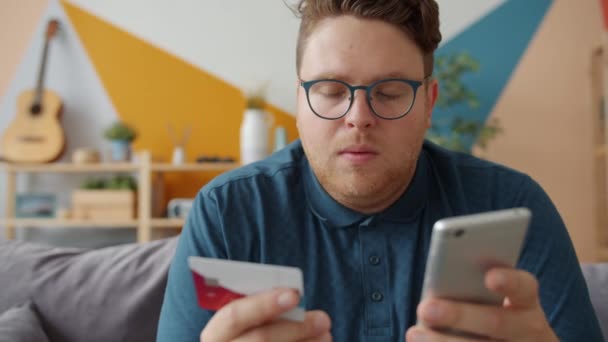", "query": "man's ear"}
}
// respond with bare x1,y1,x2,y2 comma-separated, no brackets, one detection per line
295,79,302,128
295,79,301,108
425,78,439,128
